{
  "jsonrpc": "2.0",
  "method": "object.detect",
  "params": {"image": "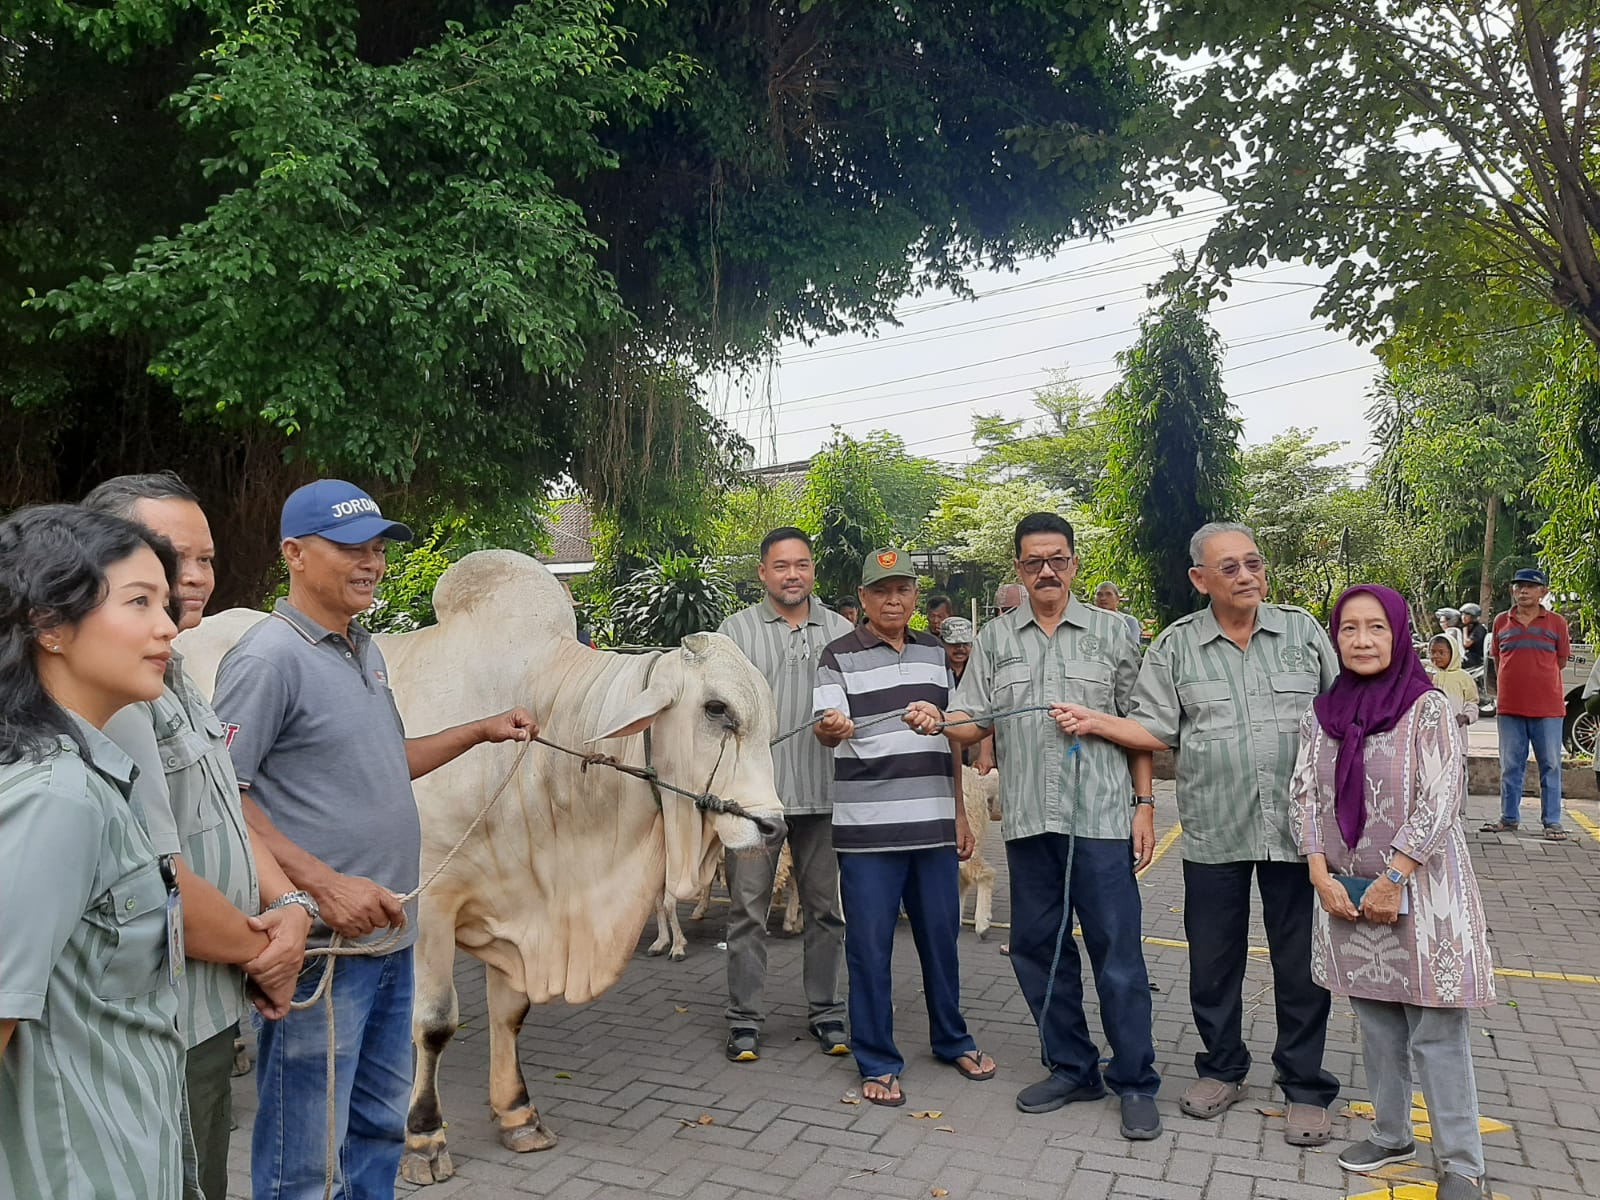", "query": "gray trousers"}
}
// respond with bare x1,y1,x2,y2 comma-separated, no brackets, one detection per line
725,812,846,1029
1351,998,1485,1180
